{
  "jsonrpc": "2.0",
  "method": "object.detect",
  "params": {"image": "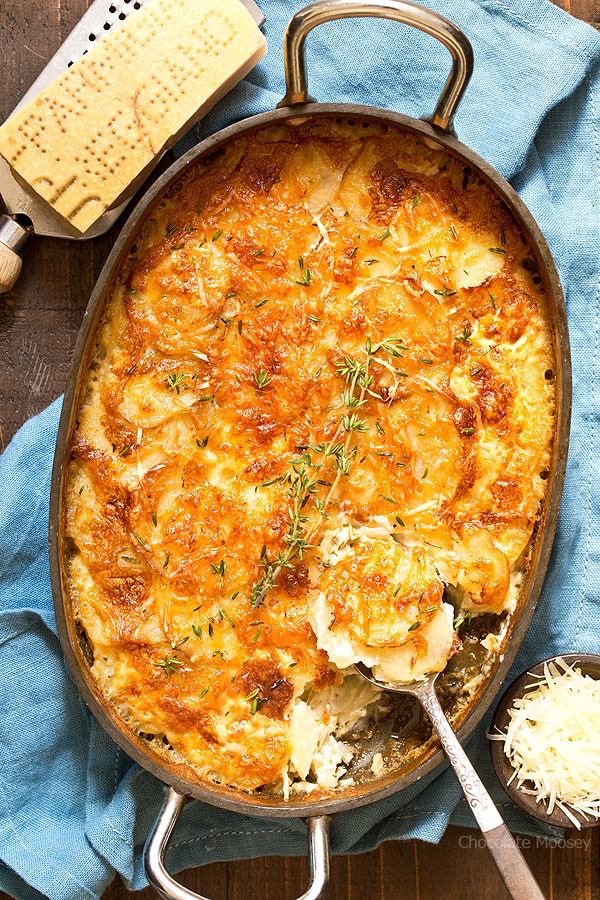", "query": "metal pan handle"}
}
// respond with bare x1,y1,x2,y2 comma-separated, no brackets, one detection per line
278,0,474,133
145,787,331,900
